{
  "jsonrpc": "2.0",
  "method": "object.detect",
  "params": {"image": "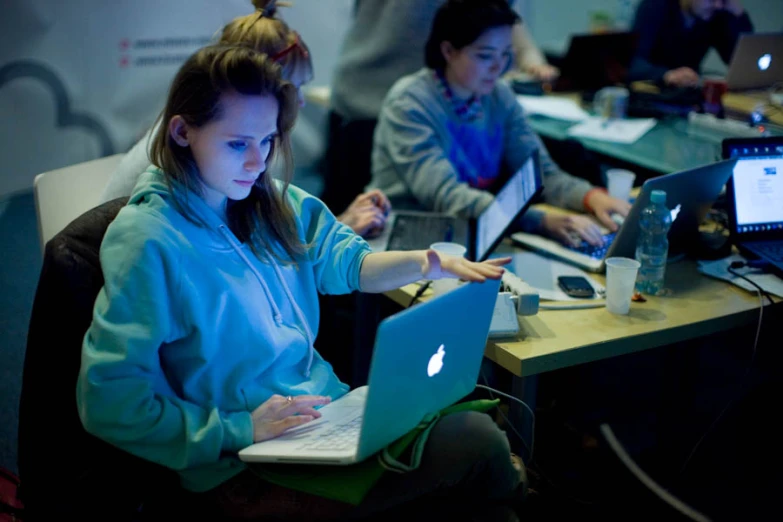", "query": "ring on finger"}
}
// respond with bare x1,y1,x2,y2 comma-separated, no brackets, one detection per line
286,395,294,404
